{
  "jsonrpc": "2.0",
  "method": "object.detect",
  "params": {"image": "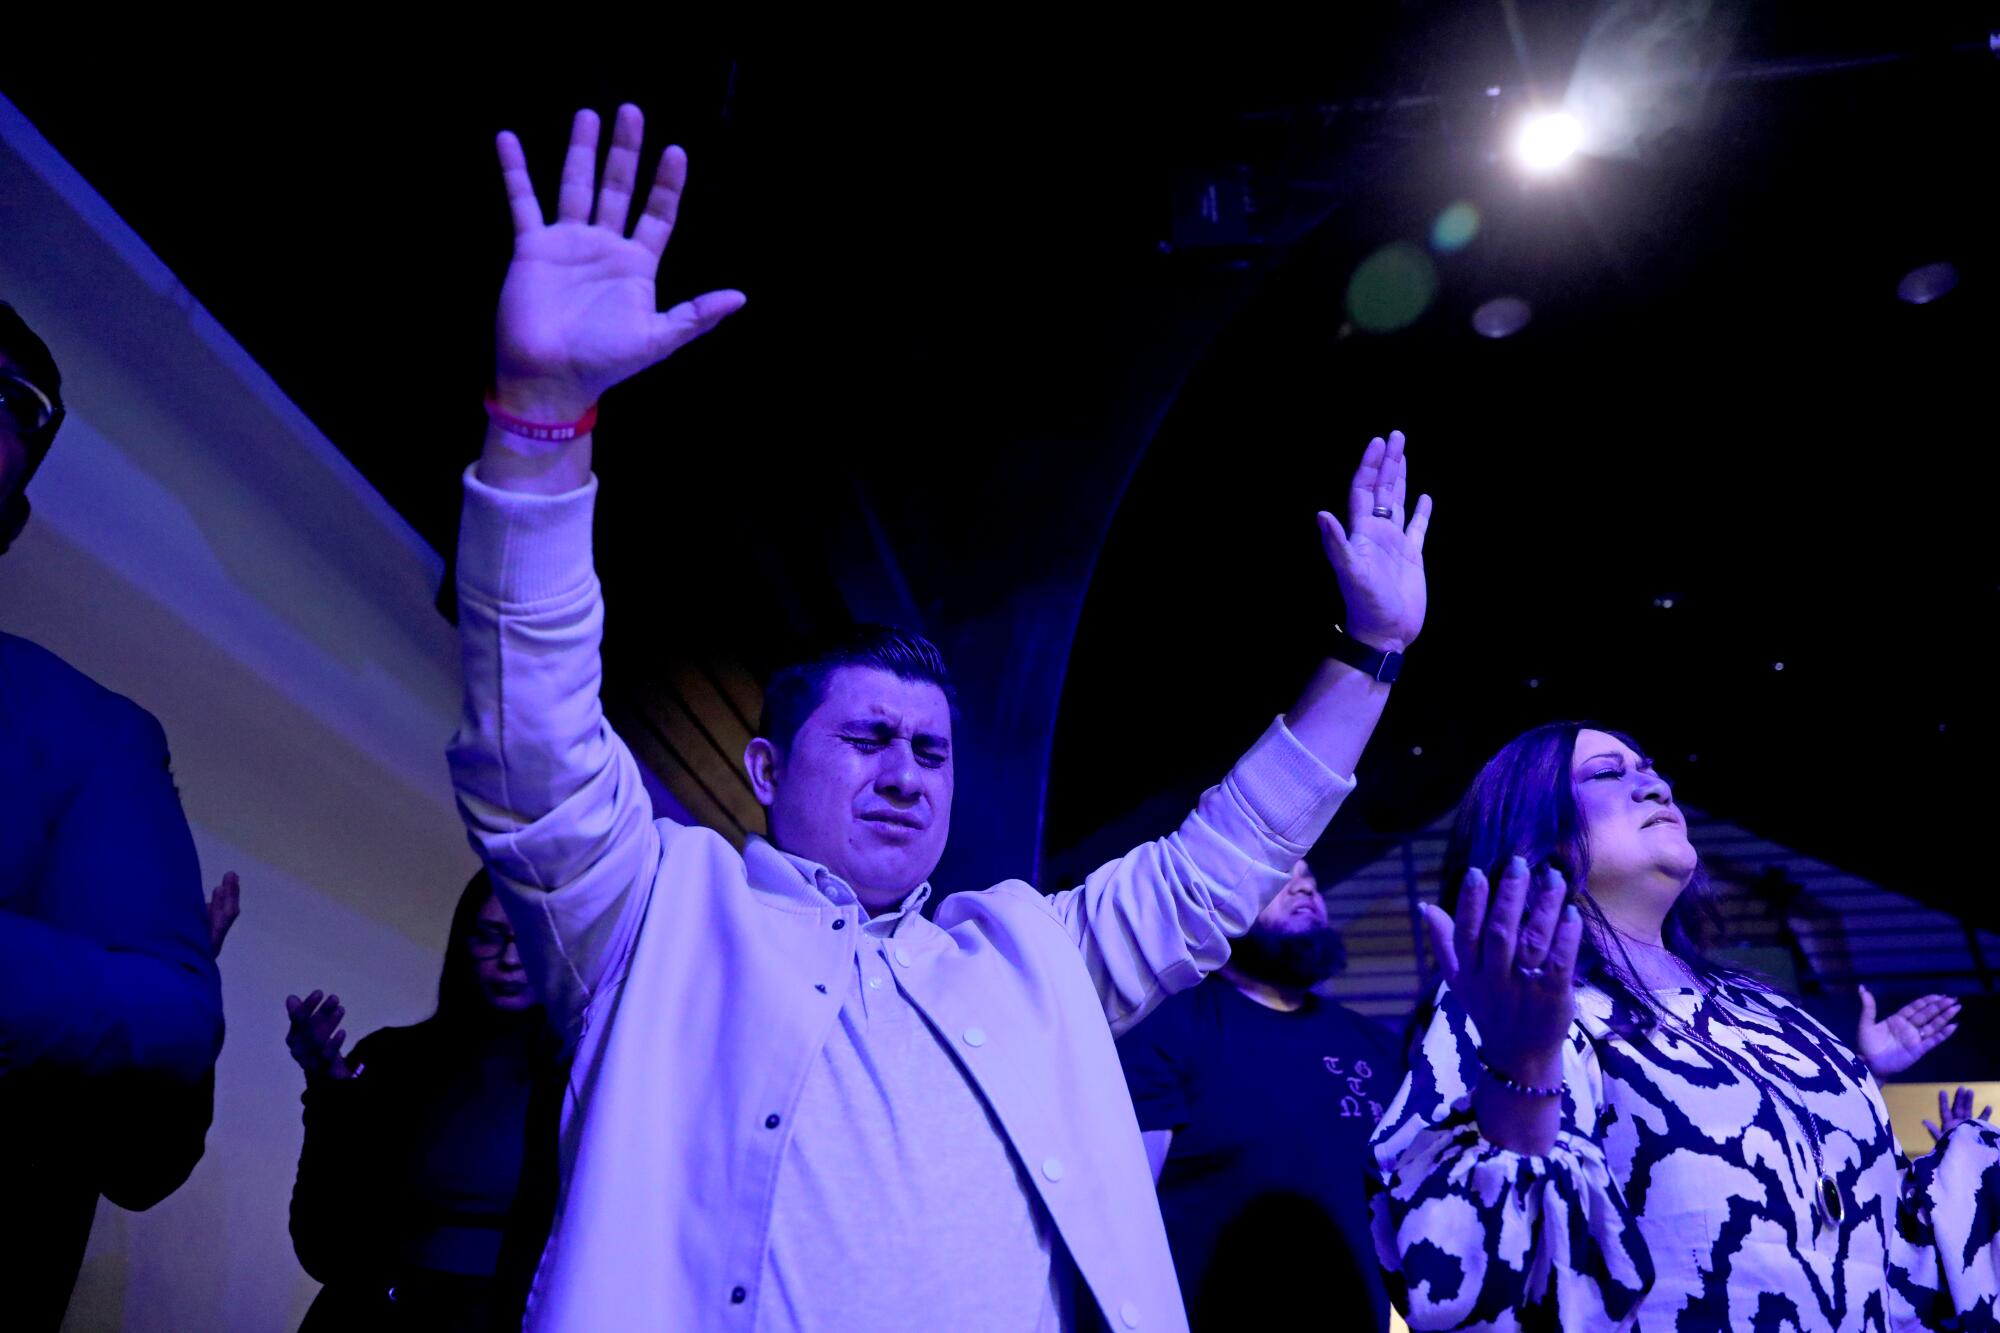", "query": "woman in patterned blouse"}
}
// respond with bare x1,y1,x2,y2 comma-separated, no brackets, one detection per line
1369,722,1998,1331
